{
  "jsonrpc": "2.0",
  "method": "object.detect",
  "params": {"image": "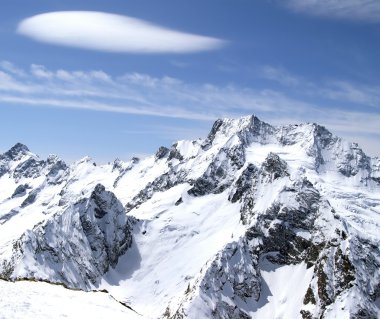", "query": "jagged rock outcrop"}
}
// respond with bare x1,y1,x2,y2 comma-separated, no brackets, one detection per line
45,155,68,185
156,146,170,160
20,188,39,207
0,184,135,290
126,168,188,211
260,152,289,181
168,238,260,319
188,144,245,196
11,184,30,198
